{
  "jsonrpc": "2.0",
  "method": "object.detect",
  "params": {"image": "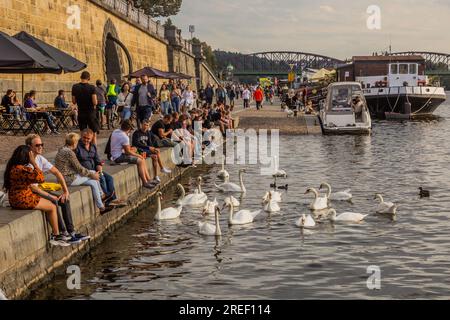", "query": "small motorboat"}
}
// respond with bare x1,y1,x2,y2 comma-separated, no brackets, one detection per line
319,82,372,135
